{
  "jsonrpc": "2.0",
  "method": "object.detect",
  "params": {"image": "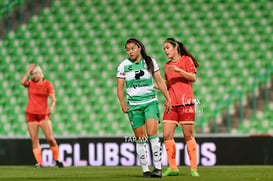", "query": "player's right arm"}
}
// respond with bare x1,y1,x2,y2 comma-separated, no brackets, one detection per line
117,78,130,113
20,64,35,87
